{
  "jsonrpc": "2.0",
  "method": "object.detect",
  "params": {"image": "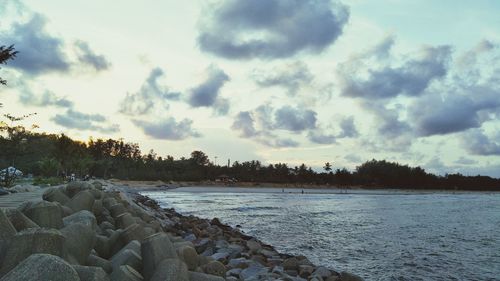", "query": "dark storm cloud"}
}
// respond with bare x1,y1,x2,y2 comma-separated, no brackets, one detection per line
52,109,119,133
1,13,70,75
198,0,349,59
340,45,452,99
119,67,180,116
232,111,258,138
338,116,359,138
74,40,111,71
461,129,500,156
274,106,317,132
19,88,73,108
132,118,200,140
409,84,500,136
253,61,313,96
307,130,337,144
188,66,230,108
